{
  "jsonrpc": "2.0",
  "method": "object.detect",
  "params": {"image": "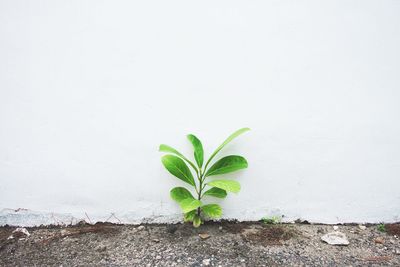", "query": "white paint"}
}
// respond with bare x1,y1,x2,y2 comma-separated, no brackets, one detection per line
1,0,400,226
